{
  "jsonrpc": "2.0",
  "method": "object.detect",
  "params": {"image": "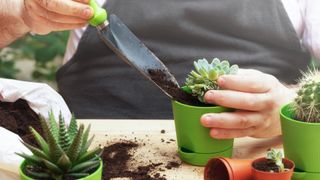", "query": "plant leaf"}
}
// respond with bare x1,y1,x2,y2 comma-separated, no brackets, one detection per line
29,127,49,155
58,113,71,151
48,110,59,142
56,152,71,171
77,147,102,164
68,114,78,141
67,124,84,162
20,141,50,161
70,160,100,173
